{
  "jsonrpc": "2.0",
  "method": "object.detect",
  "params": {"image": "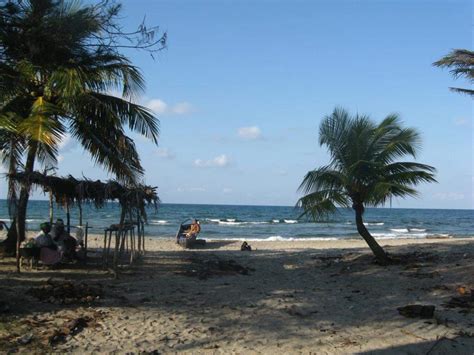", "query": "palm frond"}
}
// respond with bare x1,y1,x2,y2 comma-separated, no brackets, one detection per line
298,107,436,214
296,189,350,220
298,166,346,194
